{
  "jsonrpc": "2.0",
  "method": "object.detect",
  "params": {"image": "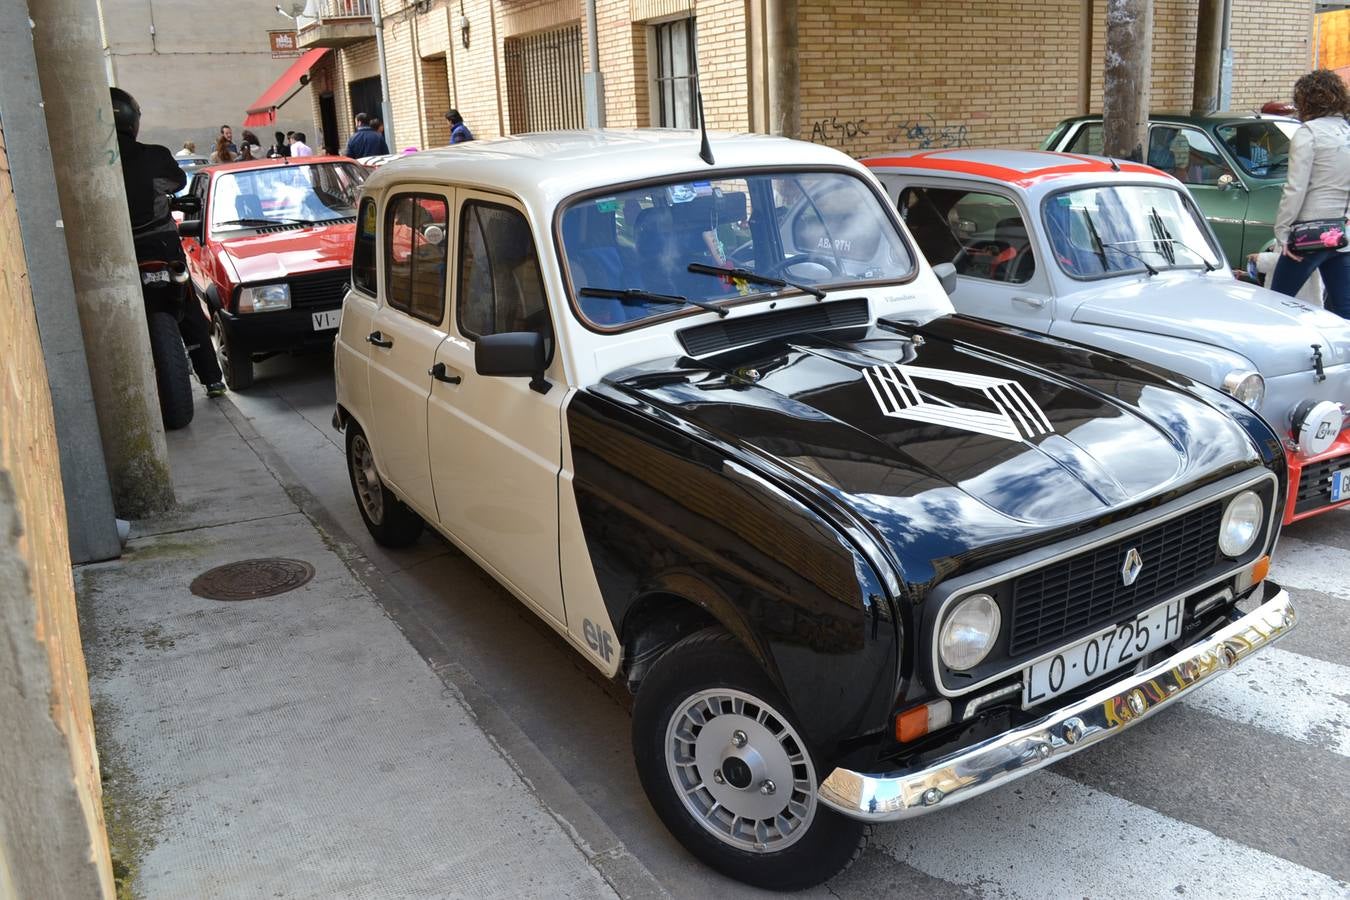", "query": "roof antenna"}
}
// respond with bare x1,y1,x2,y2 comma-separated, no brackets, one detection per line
1106,156,1121,171
696,81,714,166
